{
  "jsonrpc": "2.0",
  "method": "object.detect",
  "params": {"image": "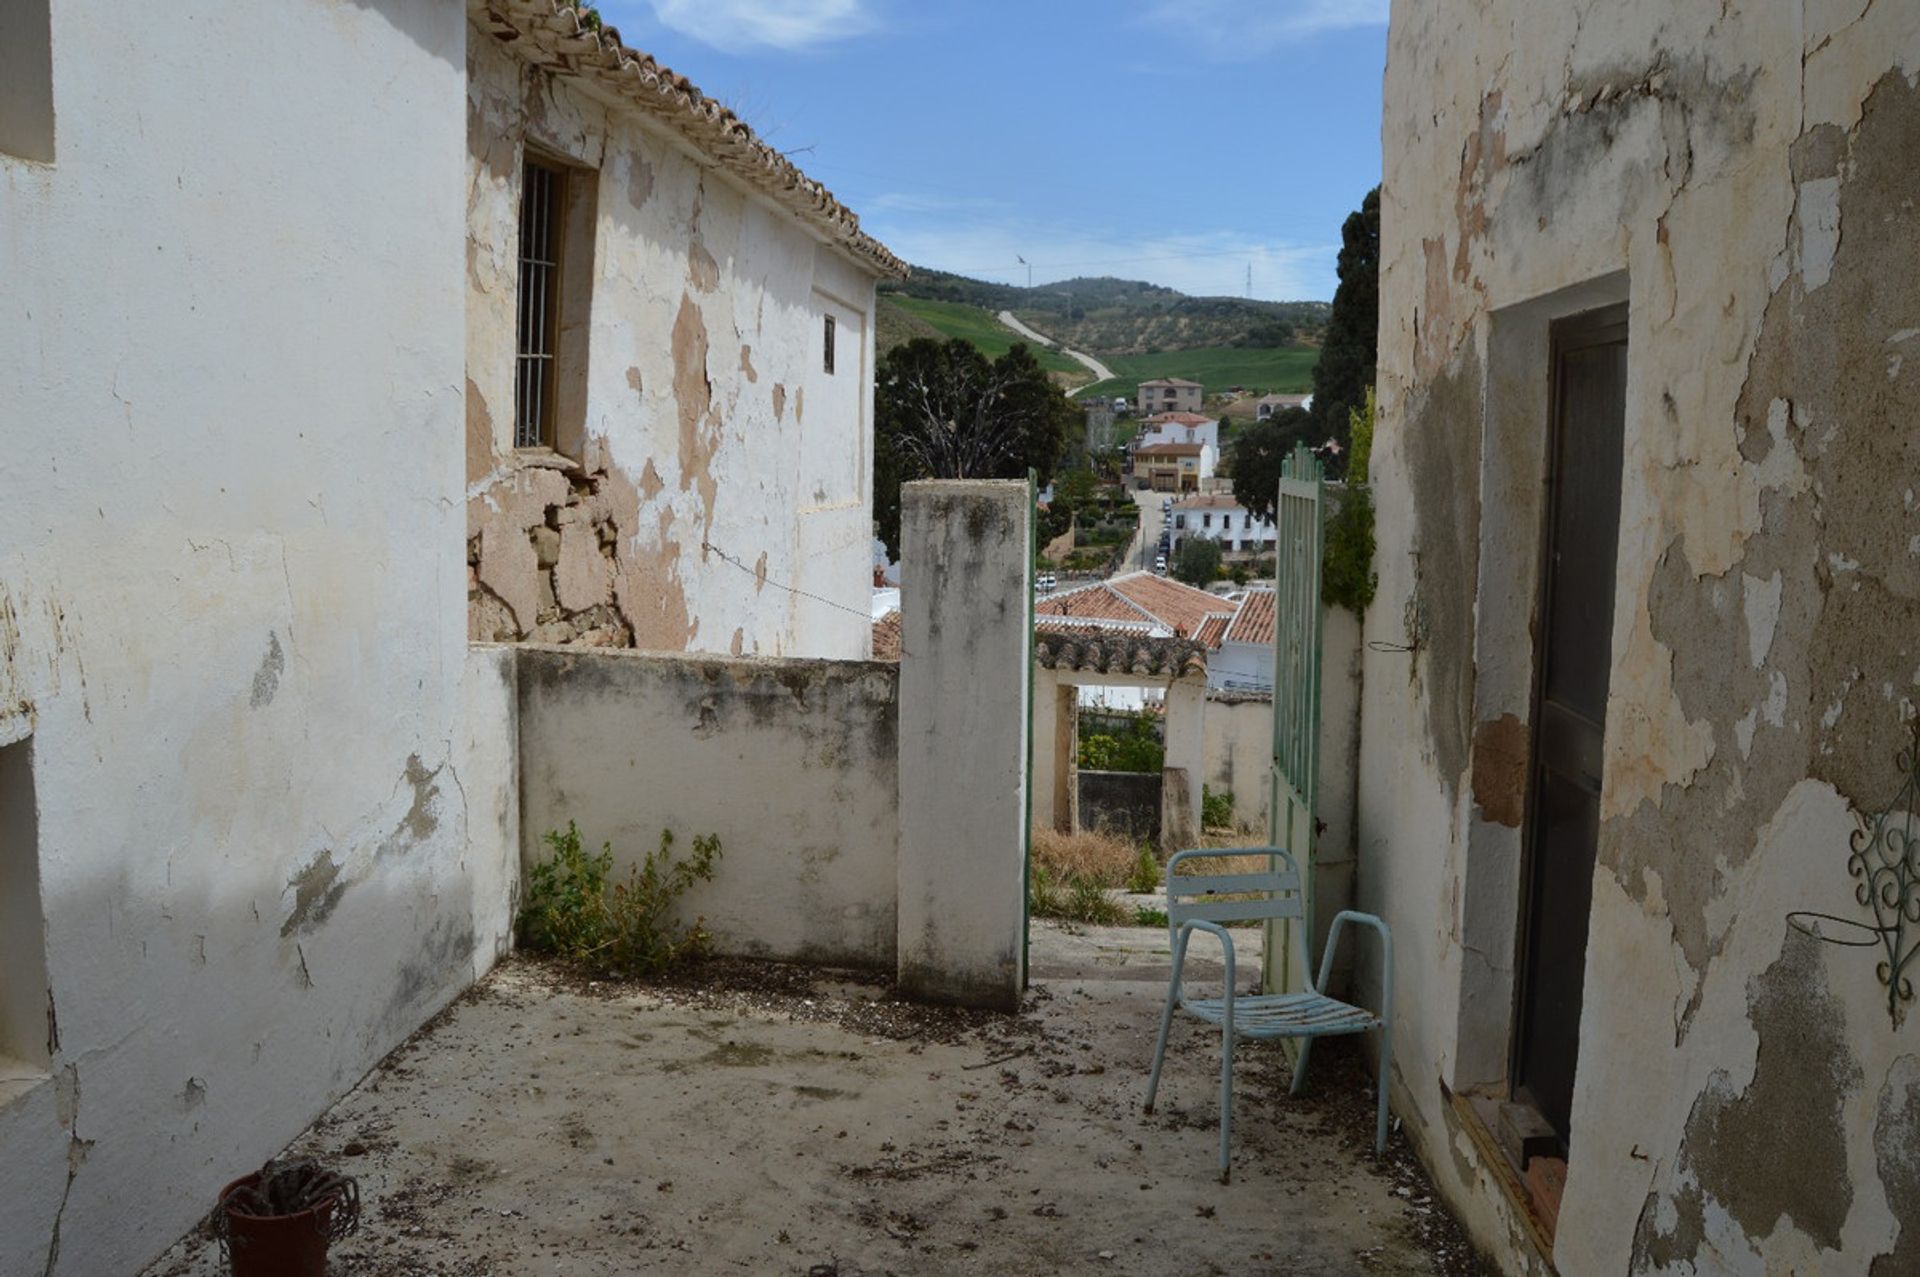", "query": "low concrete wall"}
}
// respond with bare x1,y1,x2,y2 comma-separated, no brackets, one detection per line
1077,770,1162,843
516,646,899,969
